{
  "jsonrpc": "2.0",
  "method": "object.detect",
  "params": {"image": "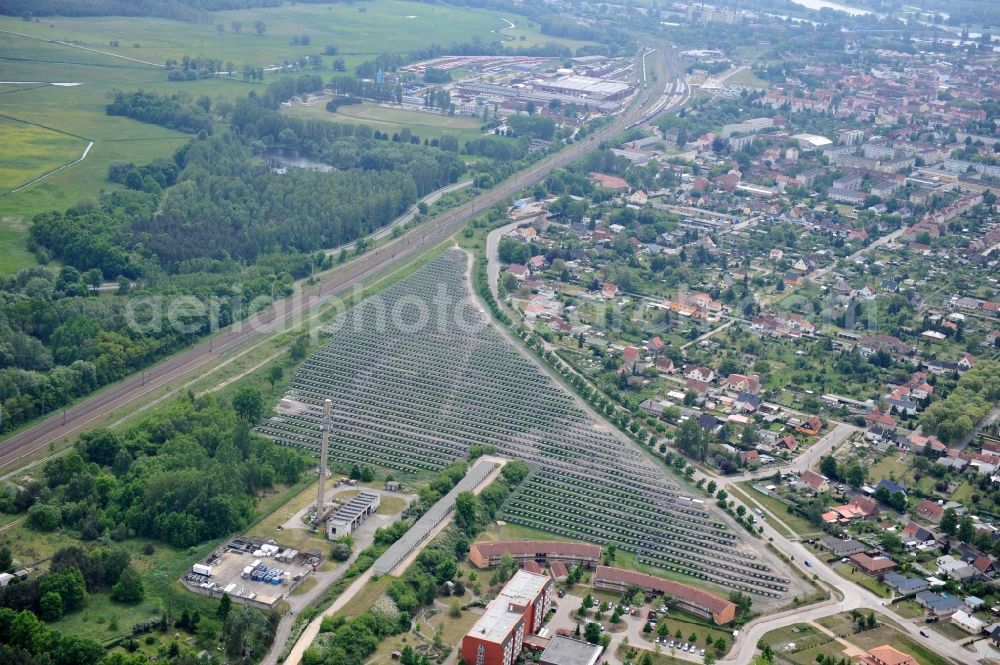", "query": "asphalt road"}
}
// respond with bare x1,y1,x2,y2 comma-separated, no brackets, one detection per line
0,47,681,471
